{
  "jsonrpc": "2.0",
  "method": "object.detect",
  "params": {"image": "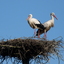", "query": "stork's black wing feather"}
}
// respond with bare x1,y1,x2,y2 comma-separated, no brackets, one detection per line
35,24,46,29
38,20,42,24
